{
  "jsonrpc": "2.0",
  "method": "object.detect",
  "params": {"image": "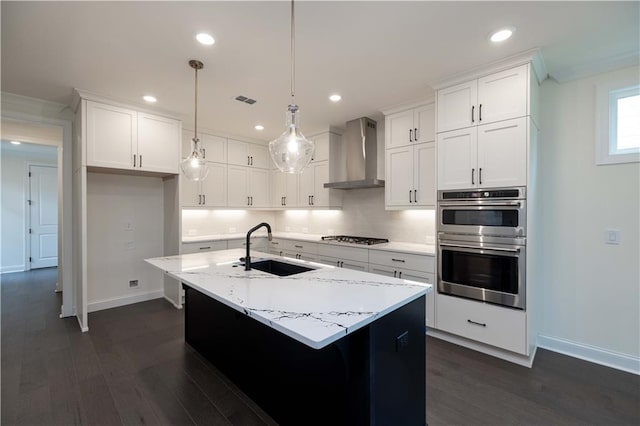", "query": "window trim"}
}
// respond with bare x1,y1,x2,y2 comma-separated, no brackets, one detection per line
595,78,640,165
